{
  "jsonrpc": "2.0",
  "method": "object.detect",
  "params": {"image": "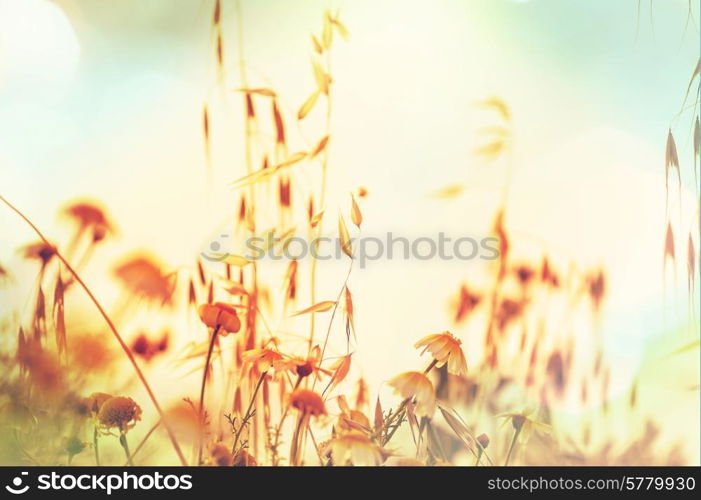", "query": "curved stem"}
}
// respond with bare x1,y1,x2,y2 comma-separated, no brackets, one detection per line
197,325,221,463
504,426,522,466
232,370,267,454
289,413,309,466
119,432,134,466
0,194,188,466
93,426,100,466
